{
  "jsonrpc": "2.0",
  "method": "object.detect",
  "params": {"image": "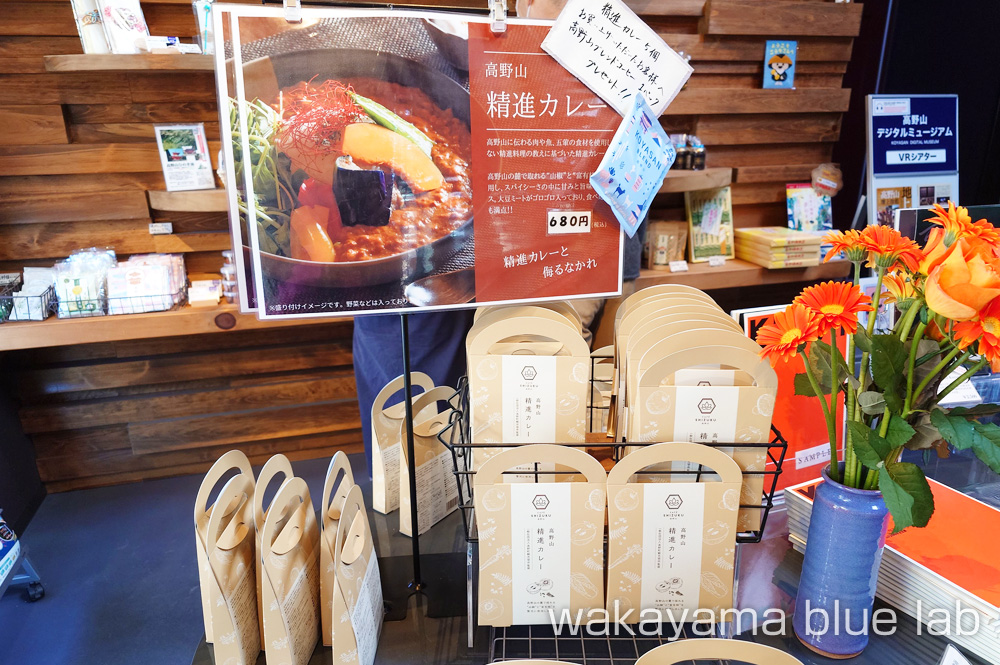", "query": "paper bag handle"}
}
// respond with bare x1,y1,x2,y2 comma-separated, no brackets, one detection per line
634,638,804,665
410,385,458,437
373,371,435,420
474,444,607,486
638,342,777,392
467,316,588,357
254,454,294,532
321,451,355,523
260,476,310,559
607,442,742,485
616,284,713,325
334,485,371,567
205,472,254,553
195,449,253,525
474,302,581,328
